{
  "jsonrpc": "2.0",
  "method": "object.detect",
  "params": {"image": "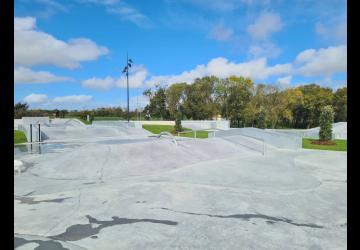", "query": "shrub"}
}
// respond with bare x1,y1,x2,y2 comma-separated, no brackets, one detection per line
319,105,334,141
